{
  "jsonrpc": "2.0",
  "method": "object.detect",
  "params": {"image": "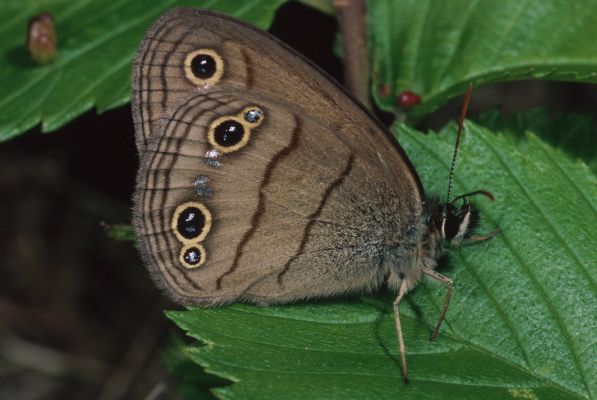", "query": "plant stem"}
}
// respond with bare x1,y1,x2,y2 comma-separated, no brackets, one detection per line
334,0,372,109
